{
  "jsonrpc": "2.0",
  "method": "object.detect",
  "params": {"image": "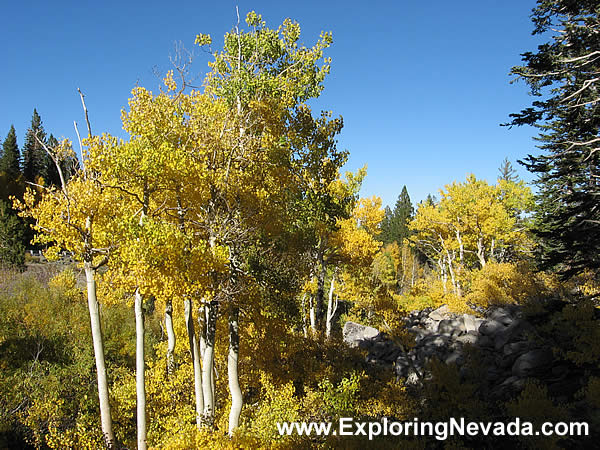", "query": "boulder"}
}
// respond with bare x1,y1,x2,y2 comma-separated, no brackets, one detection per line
511,349,553,377
343,322,380,348
479,319,506,336
456,333,478,345
429,305,451,321
438,319,465,335
503,341,531,356
463,314,483,333
494,320,534,350
489,308,515,326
